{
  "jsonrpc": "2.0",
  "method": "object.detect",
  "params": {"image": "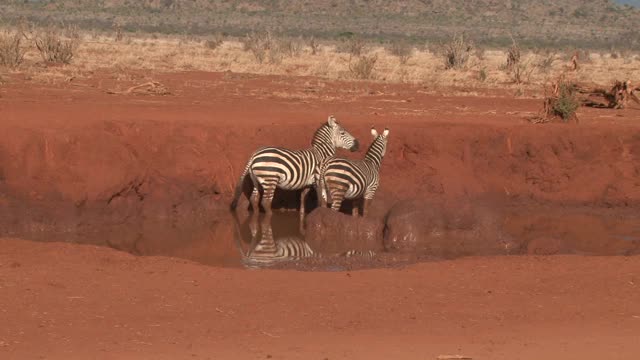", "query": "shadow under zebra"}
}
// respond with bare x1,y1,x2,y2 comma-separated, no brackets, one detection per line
232,211,376,270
